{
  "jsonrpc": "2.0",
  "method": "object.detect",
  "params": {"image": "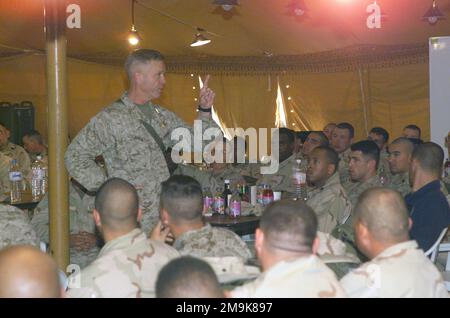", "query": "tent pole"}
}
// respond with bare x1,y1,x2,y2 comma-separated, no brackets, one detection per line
44,0,69,270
